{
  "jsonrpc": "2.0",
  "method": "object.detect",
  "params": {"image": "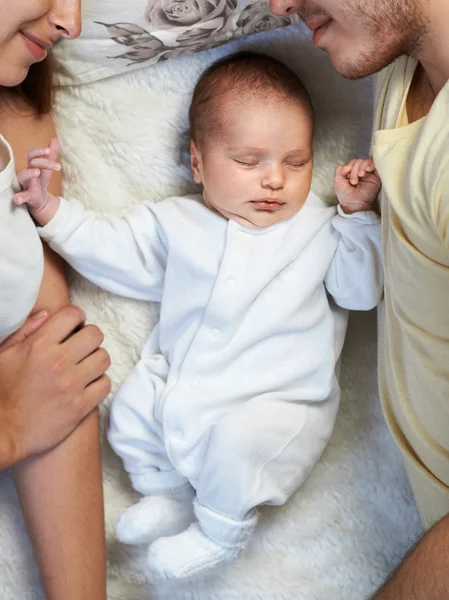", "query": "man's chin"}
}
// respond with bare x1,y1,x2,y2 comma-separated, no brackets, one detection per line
328,51,385,80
